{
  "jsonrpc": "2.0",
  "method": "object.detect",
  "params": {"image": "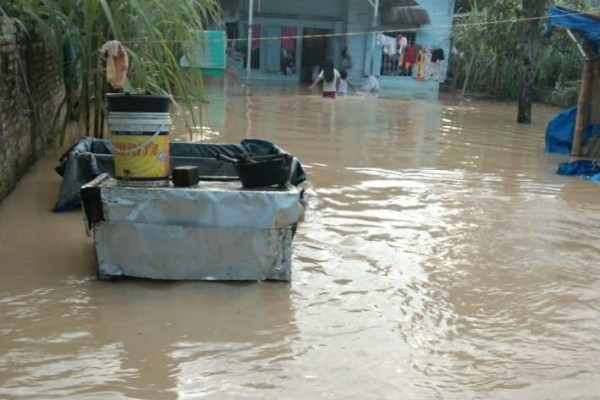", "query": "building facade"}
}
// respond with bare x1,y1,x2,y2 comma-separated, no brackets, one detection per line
218,0,456,94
